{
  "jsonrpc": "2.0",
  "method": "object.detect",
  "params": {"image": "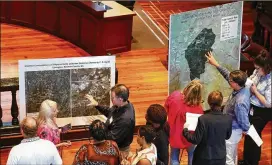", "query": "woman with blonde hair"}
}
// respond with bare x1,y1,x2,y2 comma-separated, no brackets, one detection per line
165,80,204,165
37,99,70,148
